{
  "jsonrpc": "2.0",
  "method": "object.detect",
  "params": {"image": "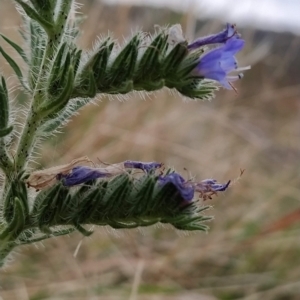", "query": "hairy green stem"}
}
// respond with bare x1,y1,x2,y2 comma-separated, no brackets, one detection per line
0,140,14,176
0,2,76,267
0,239,16,268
